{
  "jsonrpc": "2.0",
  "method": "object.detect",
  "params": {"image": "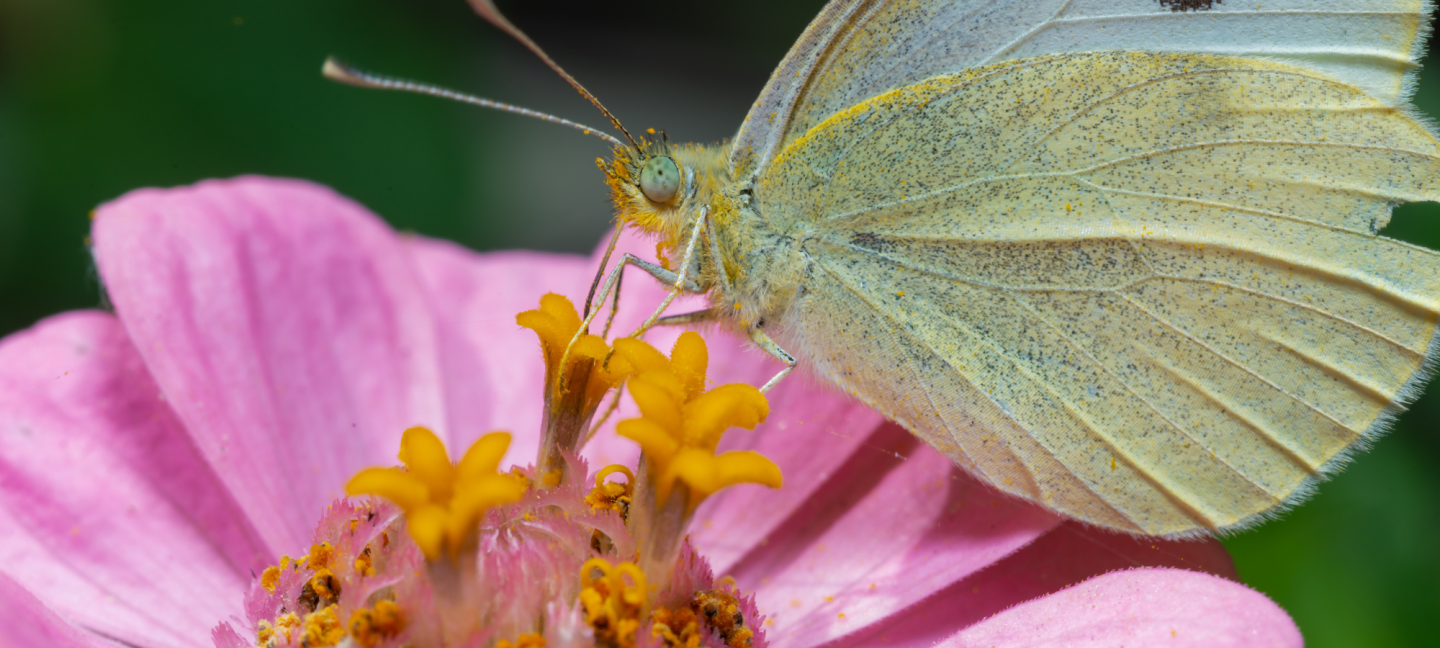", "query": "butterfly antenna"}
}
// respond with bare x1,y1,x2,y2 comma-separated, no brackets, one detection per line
322,57,626,149
466,0,640,150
